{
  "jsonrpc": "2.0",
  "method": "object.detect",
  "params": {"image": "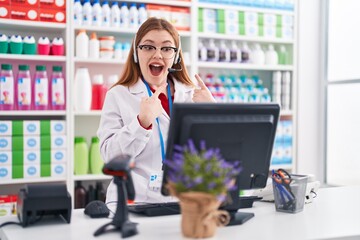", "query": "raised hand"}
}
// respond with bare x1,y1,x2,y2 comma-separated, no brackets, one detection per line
192,74,216,103
138,83,168,128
